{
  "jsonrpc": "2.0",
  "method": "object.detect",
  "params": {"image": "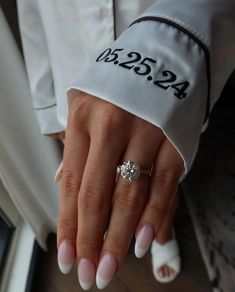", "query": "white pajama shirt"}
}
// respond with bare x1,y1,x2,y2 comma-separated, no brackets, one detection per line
17,0,235,174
